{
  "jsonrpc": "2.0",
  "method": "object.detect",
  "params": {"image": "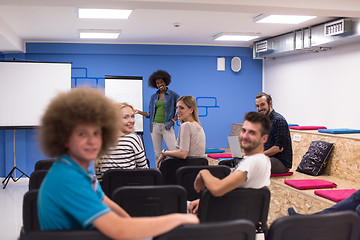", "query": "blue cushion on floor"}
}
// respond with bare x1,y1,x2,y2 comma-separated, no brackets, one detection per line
318,128,360,134
205,148,225,154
